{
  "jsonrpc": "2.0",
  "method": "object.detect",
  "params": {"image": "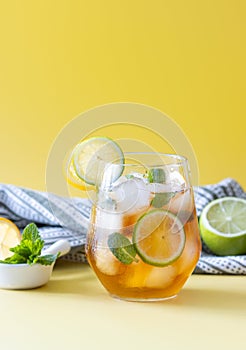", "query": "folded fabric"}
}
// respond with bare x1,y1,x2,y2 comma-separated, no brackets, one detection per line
0,184,91,263
0,178,245,274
